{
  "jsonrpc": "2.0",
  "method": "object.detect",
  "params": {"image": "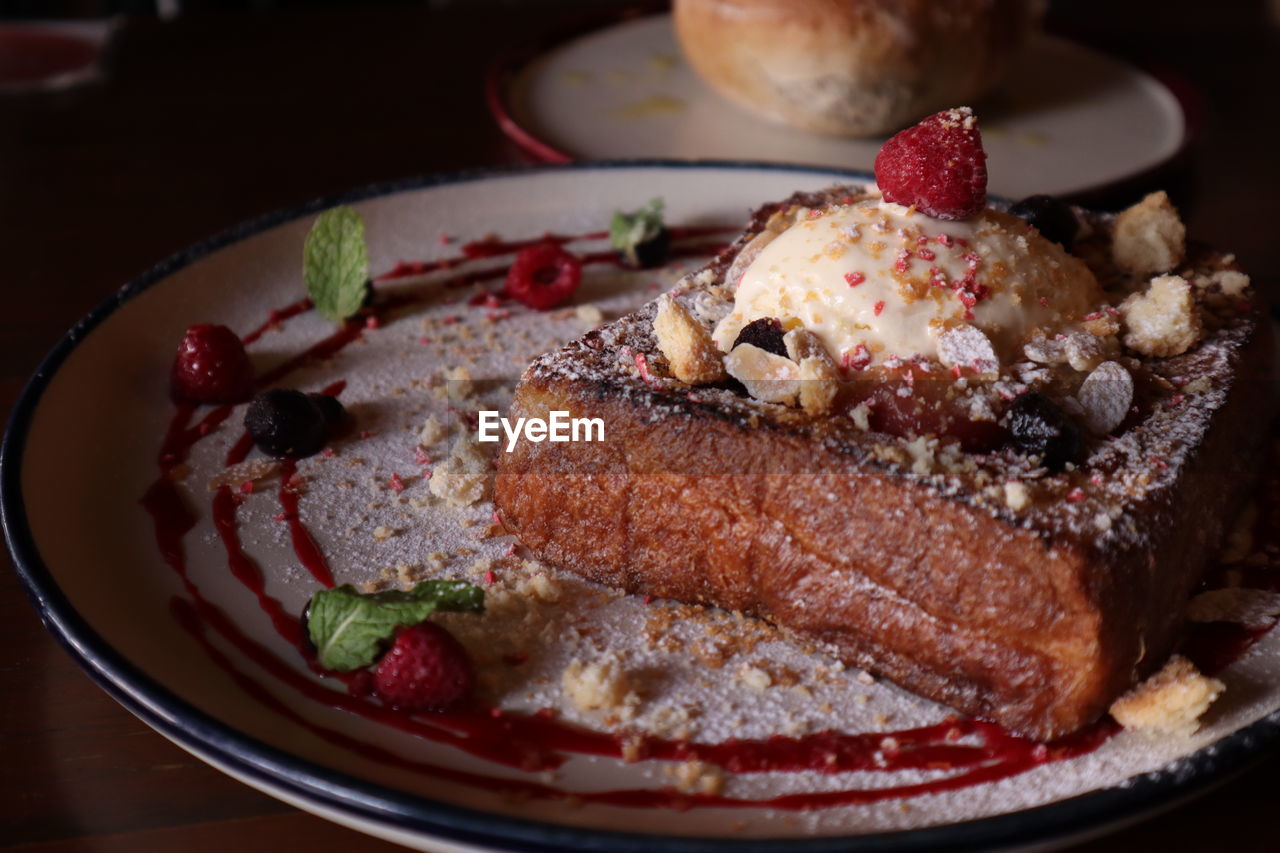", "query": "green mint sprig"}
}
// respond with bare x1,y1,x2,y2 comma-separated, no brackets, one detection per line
306,580,484,672
609,197,665,268
303,206,370,322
